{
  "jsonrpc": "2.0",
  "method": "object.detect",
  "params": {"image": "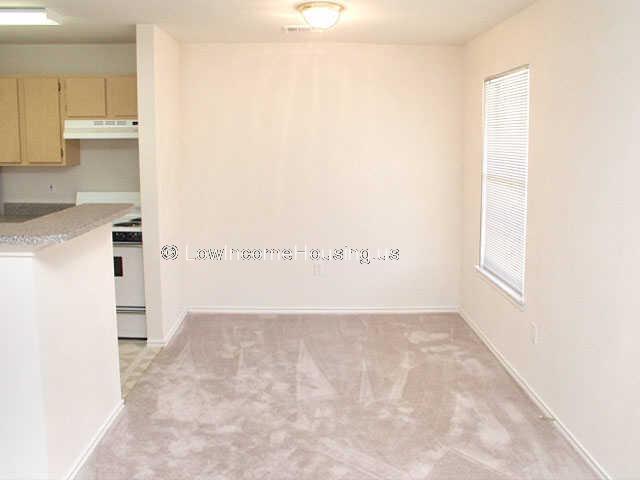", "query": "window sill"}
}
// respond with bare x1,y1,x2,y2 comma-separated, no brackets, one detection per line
474,266,526,311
